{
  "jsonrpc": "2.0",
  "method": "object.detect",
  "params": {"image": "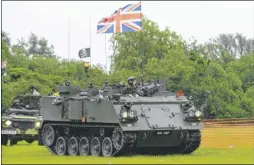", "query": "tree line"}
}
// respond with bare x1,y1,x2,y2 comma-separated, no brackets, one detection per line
1,18,254,119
